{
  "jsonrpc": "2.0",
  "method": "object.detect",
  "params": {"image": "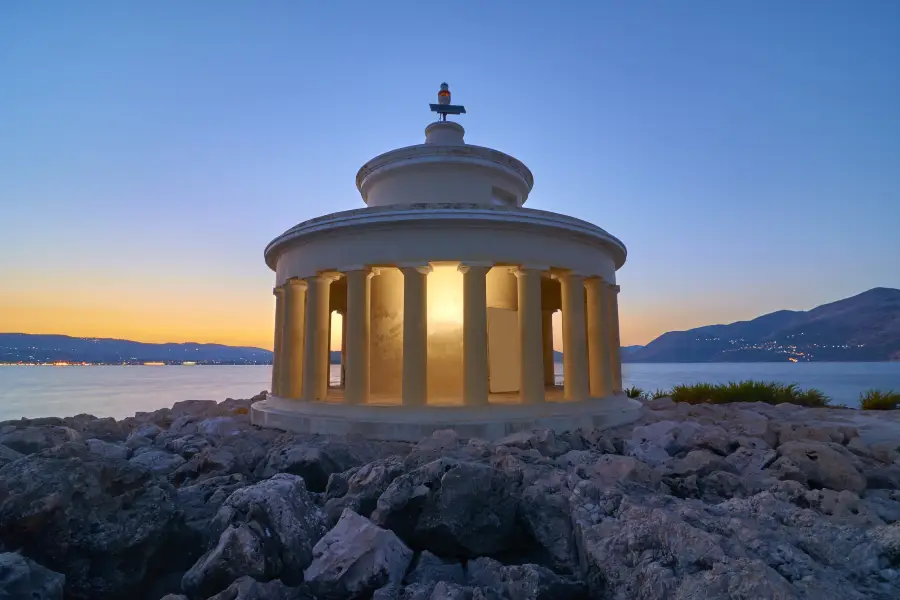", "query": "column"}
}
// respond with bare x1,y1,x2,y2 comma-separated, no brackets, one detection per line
459,263,490,406
607,284,623,392
559,272,590,400
400,264,430,406
541,310,555,386
281,278,307,399
340,310,347,388
514,266,545,404
302,274,333,401
585,277,612,397
271,286,286,396
344,267,374,405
